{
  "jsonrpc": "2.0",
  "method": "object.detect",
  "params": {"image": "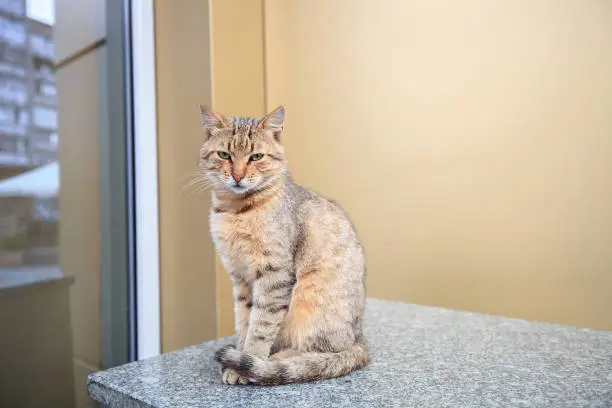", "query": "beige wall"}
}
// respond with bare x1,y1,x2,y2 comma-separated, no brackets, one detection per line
154,0,219,352
165,0,612,337
0,280,75,407
56,0,106,406
153,0,267,342
263,0,612,330
209,0,267,337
